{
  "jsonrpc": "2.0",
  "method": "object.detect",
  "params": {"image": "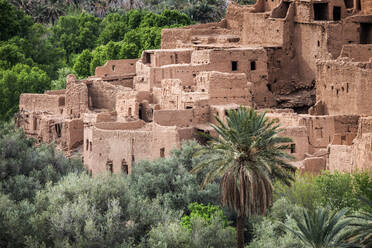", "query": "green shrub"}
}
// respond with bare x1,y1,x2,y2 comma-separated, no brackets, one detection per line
181,202,227,230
